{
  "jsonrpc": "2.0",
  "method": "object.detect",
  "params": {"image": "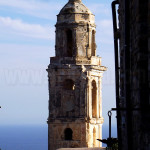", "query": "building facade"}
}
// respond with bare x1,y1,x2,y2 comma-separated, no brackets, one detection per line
112,0,150,149
47,0,106,150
